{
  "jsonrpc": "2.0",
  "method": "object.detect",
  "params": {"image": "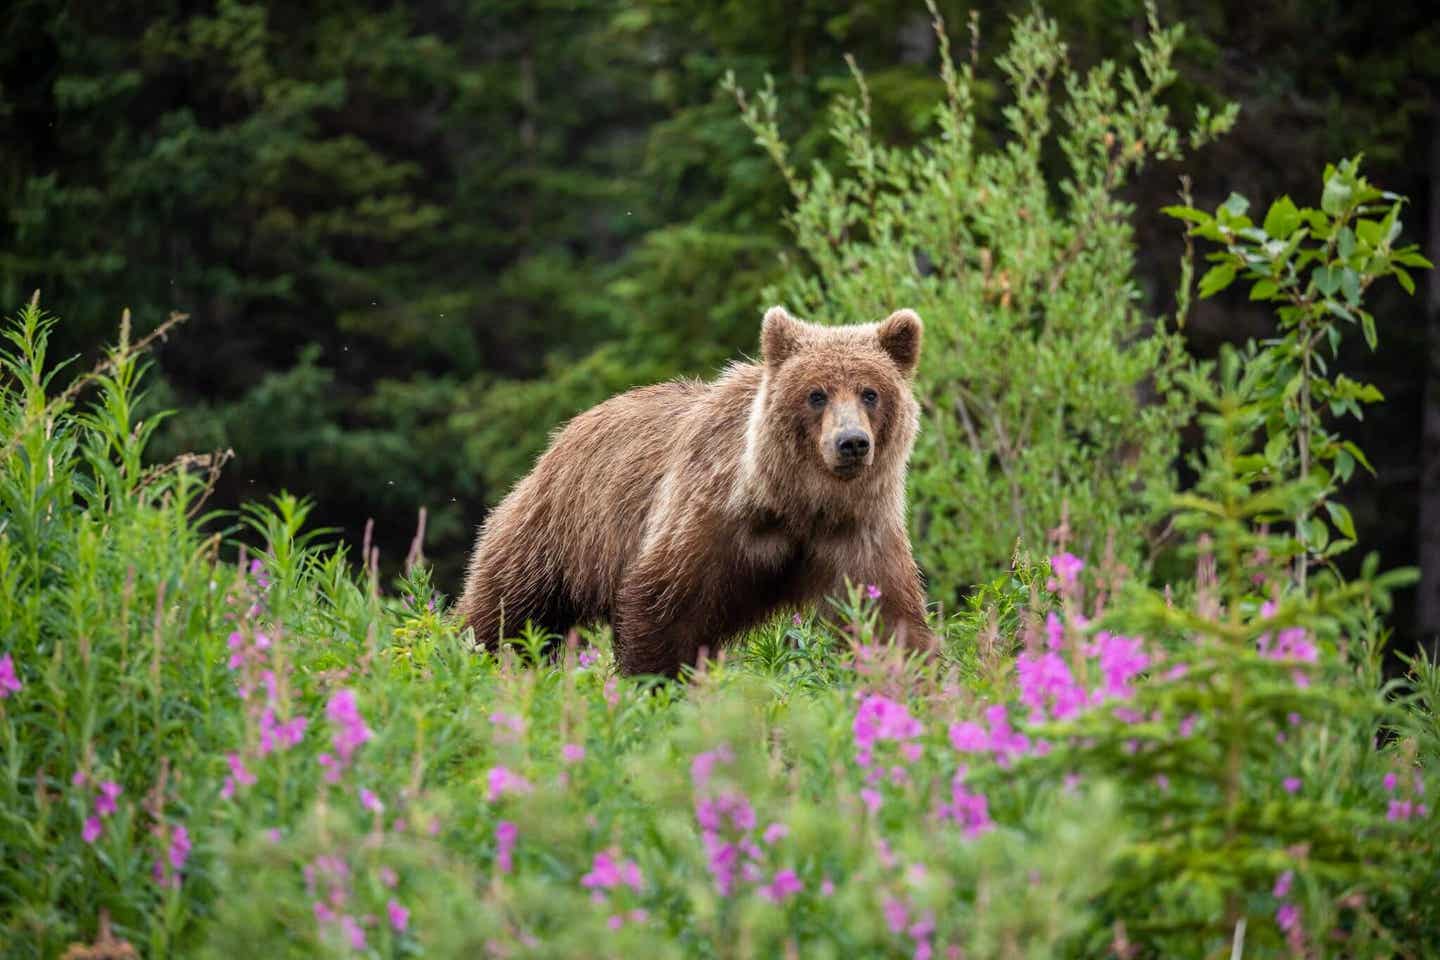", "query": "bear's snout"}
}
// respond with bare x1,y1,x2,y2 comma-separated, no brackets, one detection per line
831,428,873,477
835,429,870,460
